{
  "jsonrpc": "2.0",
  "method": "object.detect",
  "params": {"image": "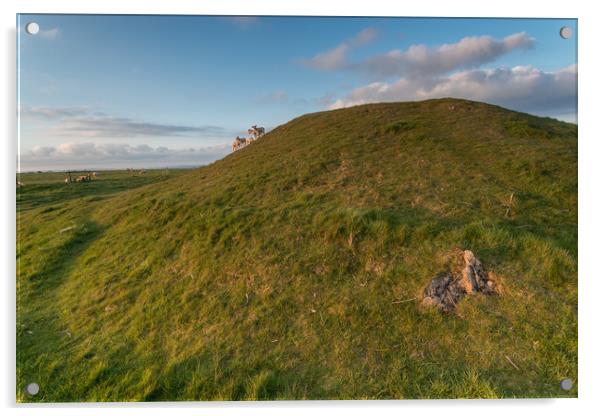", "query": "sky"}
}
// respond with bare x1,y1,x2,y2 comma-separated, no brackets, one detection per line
17,15,577,171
